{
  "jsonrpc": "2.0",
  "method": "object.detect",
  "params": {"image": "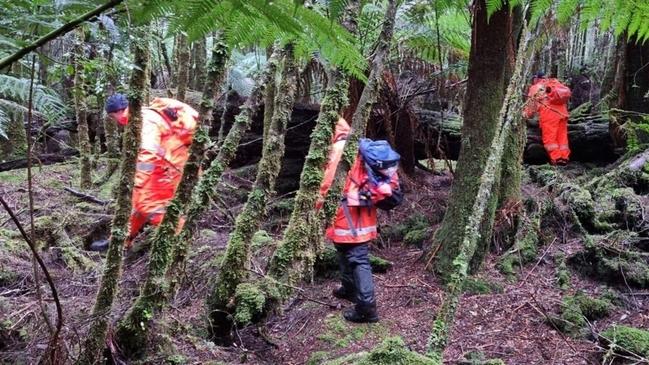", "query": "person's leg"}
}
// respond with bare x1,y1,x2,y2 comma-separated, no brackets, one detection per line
333,244,356,301
540,118,560,164
343,243,378,323
557,117,570,161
